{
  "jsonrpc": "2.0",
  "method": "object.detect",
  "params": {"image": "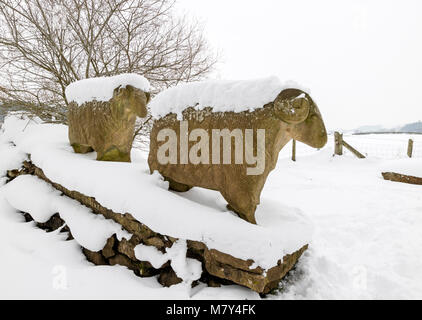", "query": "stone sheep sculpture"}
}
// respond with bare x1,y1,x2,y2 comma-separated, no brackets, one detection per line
66,74,150,162
148,77,327,224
